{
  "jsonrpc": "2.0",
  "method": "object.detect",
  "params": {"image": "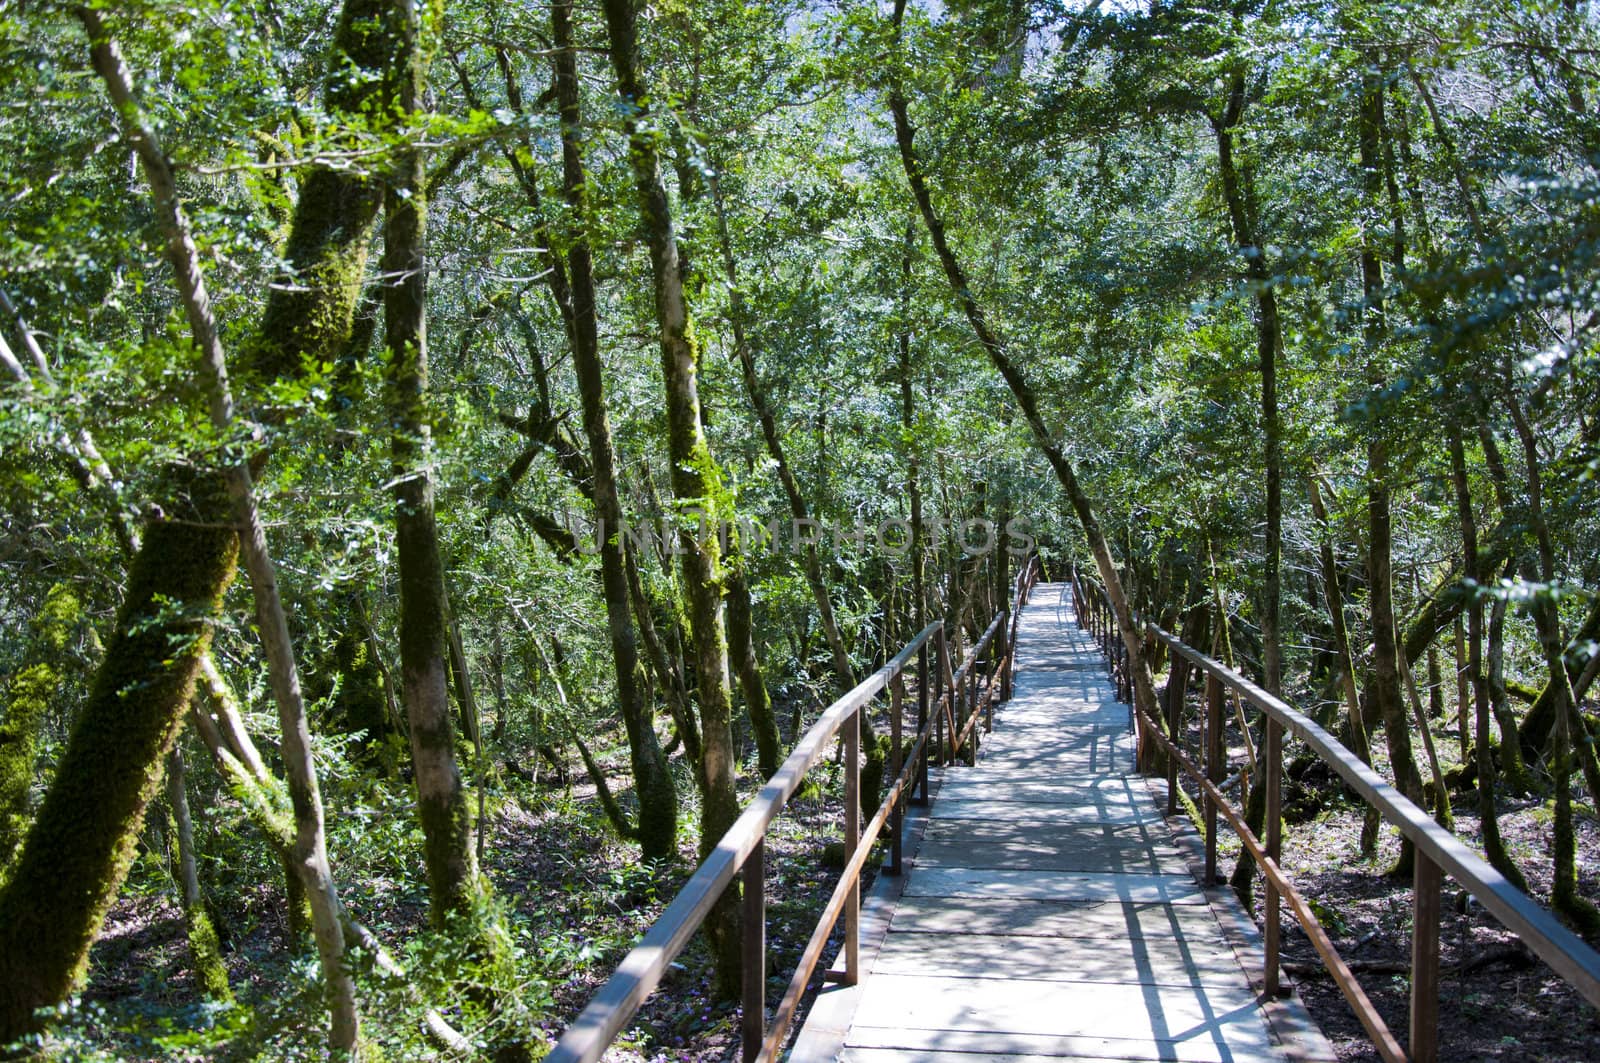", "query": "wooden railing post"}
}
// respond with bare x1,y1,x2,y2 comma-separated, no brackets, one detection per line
1104,600,1114,667
741,839,765,1063
1411,852,1442,1063
915,641,930,806
936,627,951,765
966,658,978,764
1001,604,1015,703
889,674,904,875
1264,716,1284,997
843,704,860,985
1205,671,1222,885
986,650,997,733
1166,676,1179,816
